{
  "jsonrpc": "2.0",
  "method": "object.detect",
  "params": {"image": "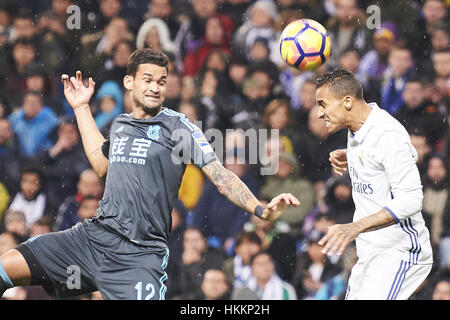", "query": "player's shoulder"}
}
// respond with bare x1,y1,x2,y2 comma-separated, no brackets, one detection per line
159,107,200,132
